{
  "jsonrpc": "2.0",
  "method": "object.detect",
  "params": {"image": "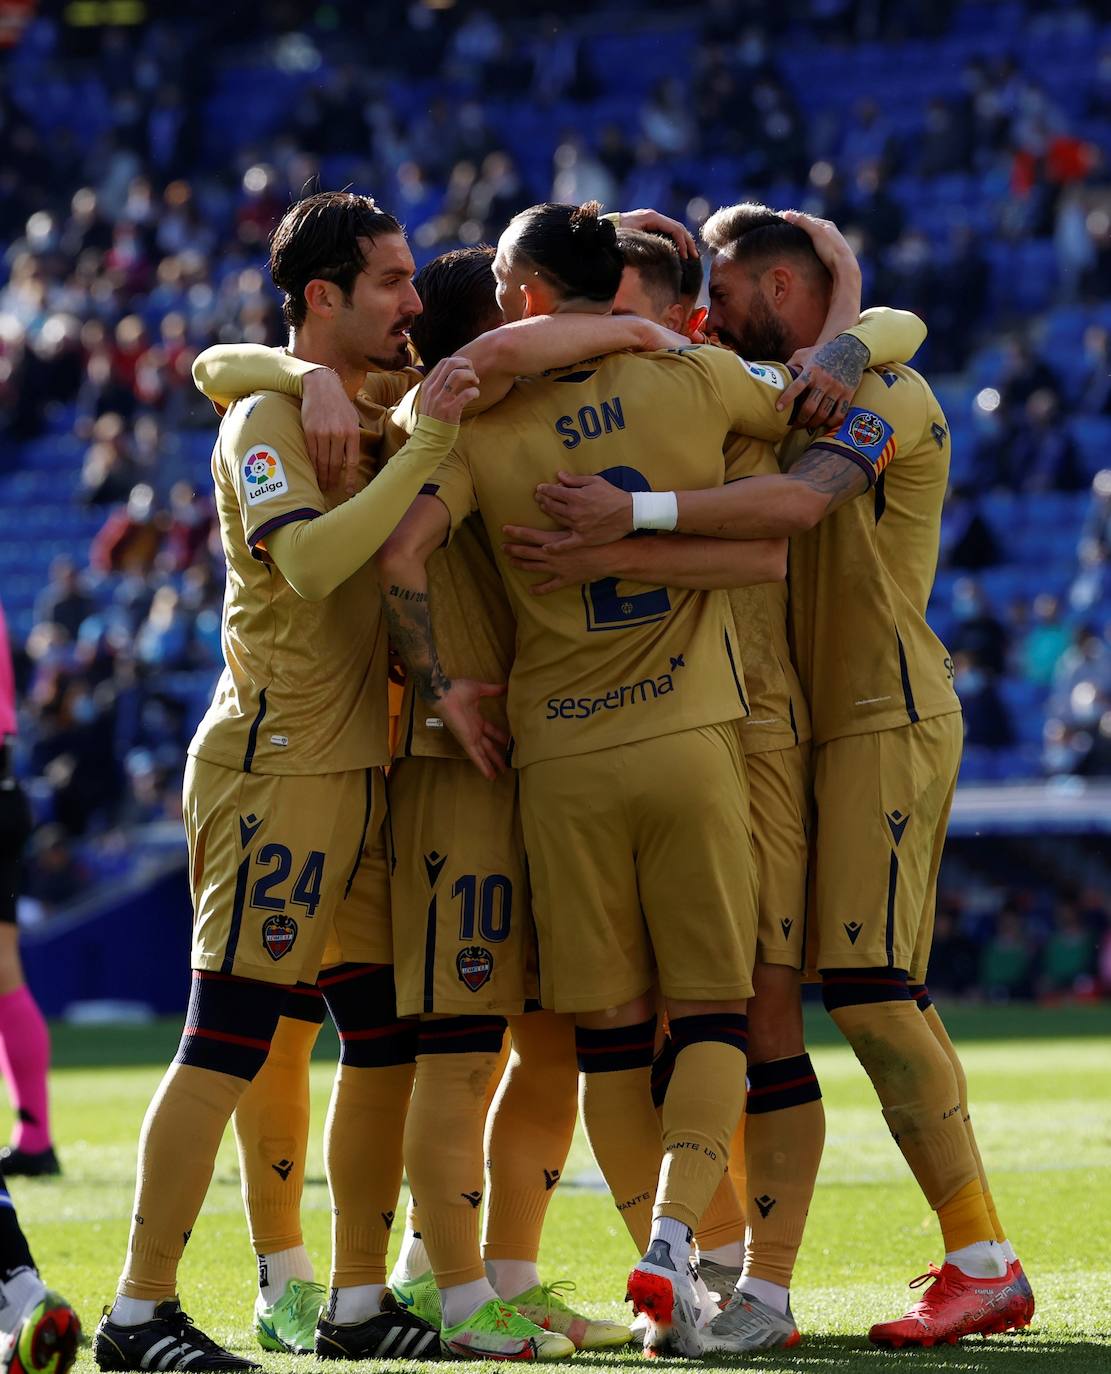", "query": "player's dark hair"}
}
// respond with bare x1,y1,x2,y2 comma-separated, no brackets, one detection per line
410,246,499,368
701,202,830,288
269,190,404,330
506,200,624,304
679,251,704,305
616,229,682,311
